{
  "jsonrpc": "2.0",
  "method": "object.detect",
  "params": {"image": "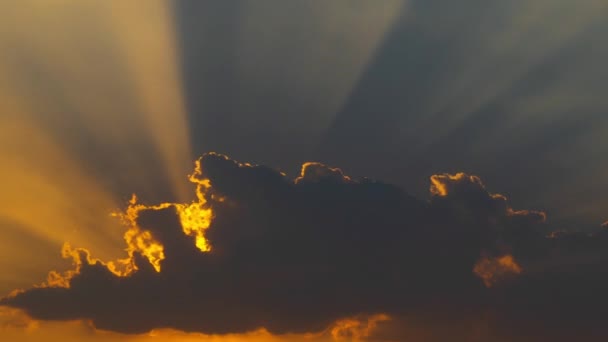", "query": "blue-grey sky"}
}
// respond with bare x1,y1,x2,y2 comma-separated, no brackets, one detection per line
176,0,608,230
